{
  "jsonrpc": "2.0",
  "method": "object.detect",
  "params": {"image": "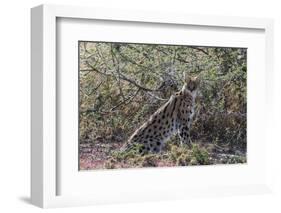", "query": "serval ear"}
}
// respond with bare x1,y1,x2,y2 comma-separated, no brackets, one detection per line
184,73,199,84
193,75,200,83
